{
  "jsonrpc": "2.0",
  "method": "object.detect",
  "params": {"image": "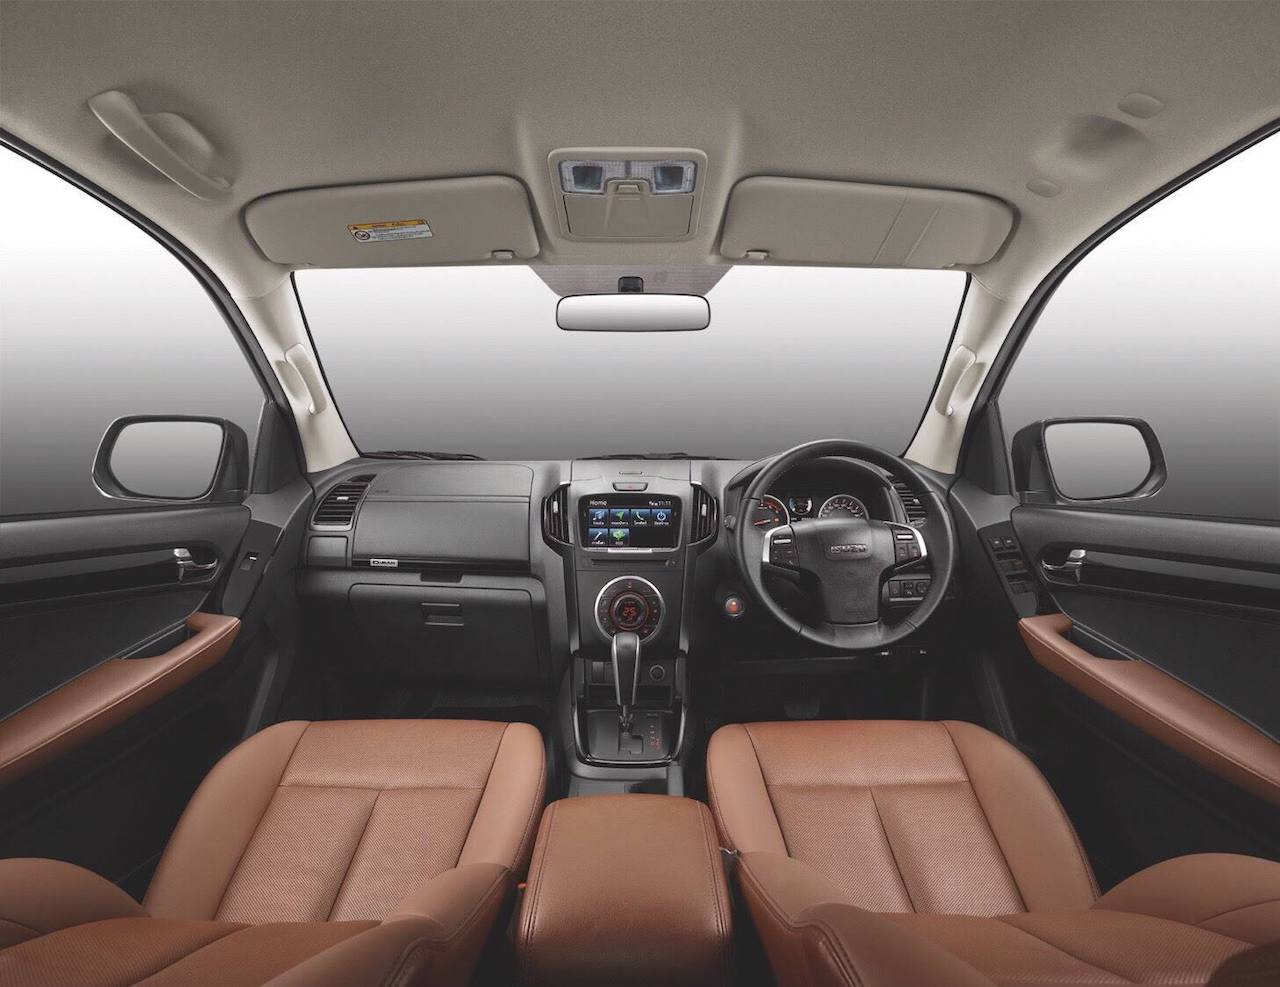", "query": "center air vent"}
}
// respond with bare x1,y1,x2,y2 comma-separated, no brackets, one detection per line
690,486,719,543
542,484,571,546
892,481,928,526
312,474,376,528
